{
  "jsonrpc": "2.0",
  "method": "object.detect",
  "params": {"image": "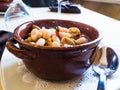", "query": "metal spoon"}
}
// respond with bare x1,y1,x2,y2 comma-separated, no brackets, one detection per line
92,46,119,90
